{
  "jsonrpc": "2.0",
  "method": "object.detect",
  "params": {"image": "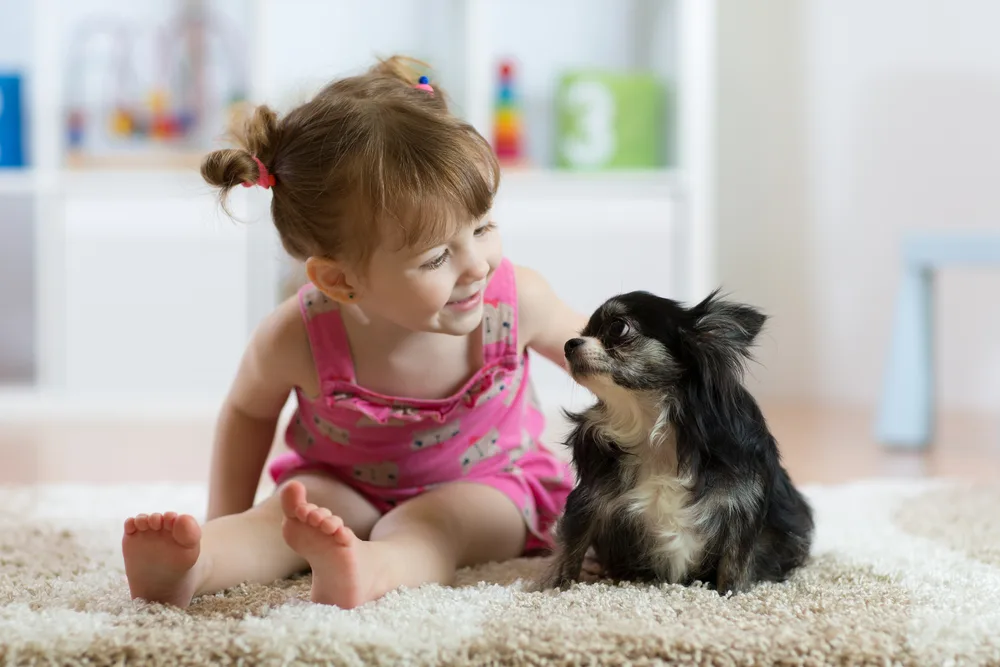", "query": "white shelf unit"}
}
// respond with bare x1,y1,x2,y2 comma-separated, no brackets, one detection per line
0,0,716,420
